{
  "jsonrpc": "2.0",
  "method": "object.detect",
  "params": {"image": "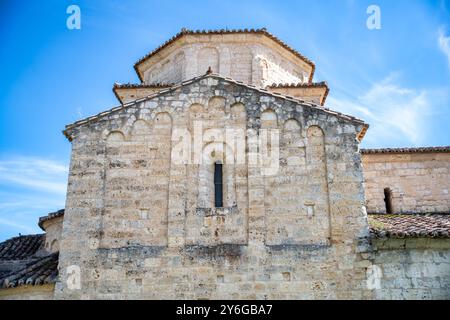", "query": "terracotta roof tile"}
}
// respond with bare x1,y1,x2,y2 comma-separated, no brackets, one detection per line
361,146,450,154
0,253,58,288
368,214,450,239
0,234,44,260
269,81,328,88
134,28,315,83
113,82,175,89
0,233,60,289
